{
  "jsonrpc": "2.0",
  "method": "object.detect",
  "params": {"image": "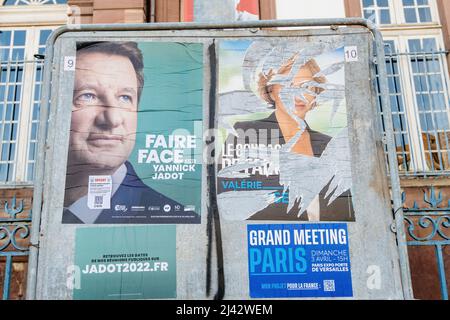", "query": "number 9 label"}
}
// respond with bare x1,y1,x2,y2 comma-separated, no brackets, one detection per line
64,56,76,71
